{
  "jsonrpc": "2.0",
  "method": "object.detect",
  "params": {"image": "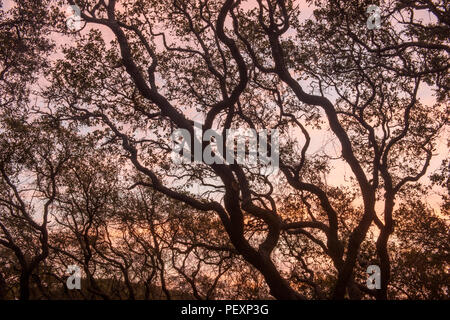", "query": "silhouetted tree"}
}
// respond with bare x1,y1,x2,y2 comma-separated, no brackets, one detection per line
0,0,447,300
